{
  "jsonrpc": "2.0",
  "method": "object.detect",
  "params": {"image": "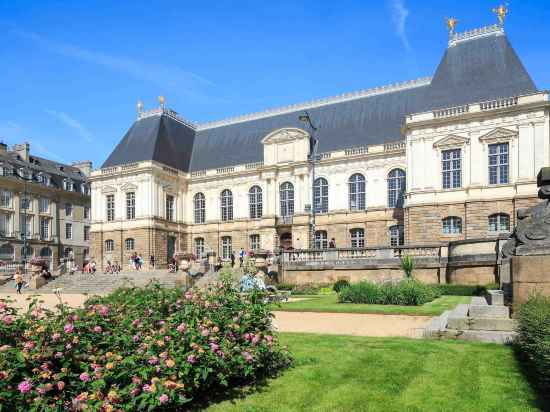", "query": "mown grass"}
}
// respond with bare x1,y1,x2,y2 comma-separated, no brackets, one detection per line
271,294,471,316
206,333,544,412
